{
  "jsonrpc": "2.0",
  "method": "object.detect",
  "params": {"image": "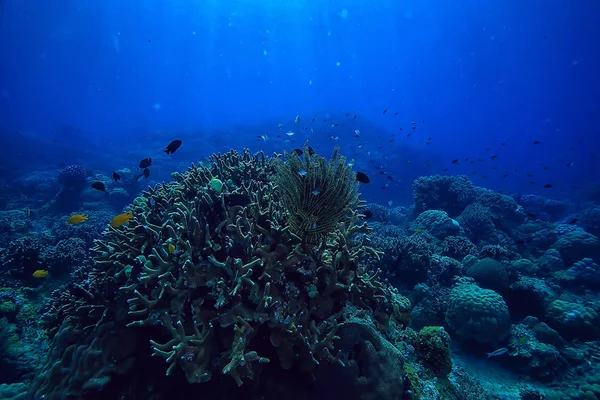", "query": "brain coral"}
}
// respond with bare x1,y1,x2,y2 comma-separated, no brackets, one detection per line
445,282,510,343
34,148,406,397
